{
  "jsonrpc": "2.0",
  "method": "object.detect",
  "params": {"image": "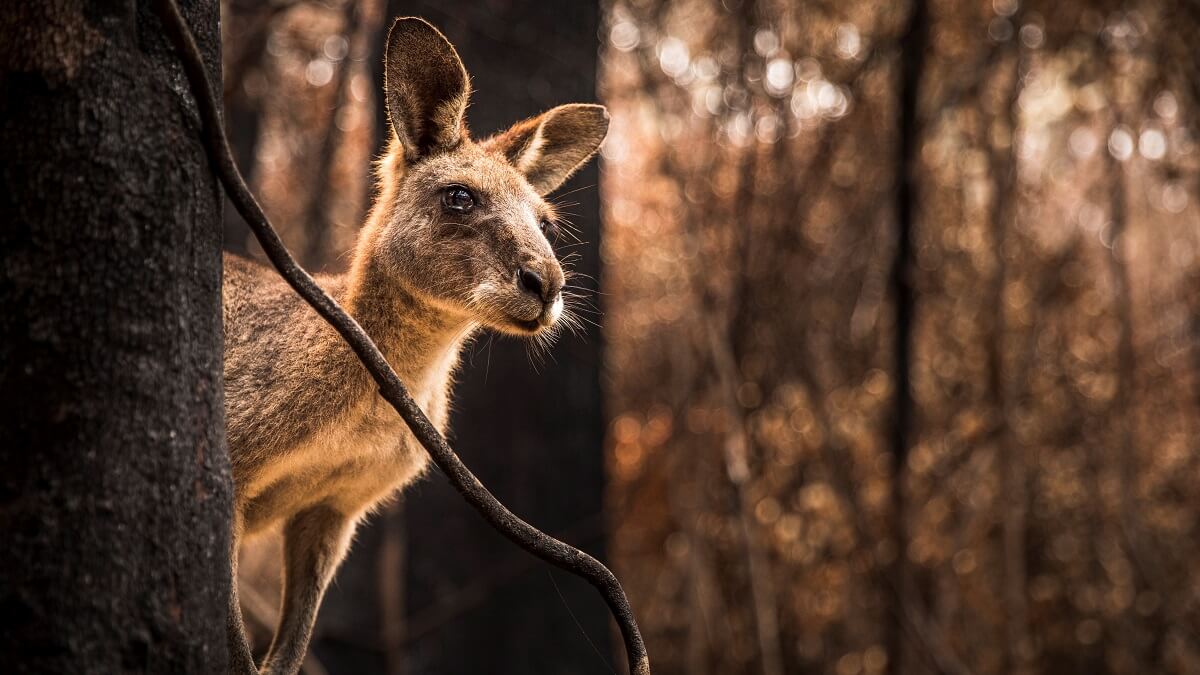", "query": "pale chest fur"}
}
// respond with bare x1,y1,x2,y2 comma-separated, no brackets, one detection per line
238,380,452,535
